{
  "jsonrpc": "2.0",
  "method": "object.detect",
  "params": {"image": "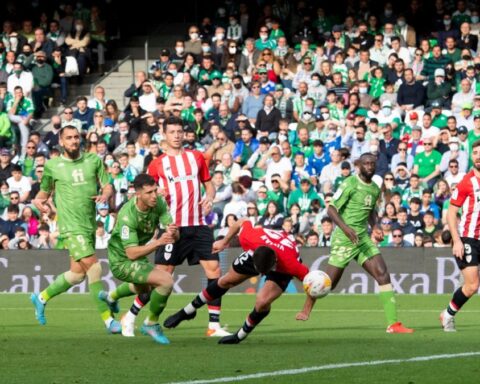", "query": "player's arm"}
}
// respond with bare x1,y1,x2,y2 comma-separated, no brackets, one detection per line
327,205,359,244
34,163,54,214
296,294,316,321
368,209,377,229
212,218,249,253
125,233,175,261
447,203,463,259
